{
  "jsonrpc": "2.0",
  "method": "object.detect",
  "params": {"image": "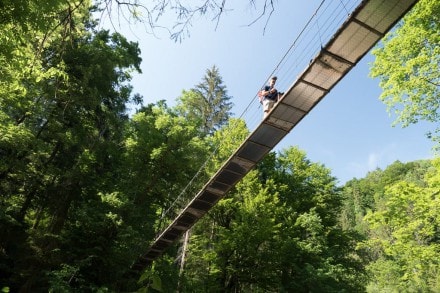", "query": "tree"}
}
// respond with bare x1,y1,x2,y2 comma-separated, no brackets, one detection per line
123,102,211,225
340,160,433,234
176,65,233,136
362,158,440,292
179,119,280,291
179,146,366,292
370,0,440,150
124,102,212,292
0,0,90,189
271,147,366,292
0,3,148,289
